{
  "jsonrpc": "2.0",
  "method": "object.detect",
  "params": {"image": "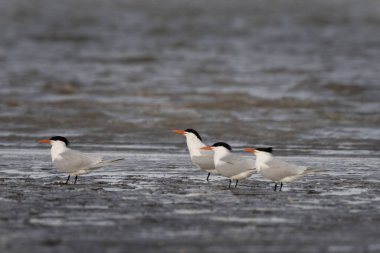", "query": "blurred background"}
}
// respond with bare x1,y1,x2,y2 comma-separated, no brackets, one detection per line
0,0,379,156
